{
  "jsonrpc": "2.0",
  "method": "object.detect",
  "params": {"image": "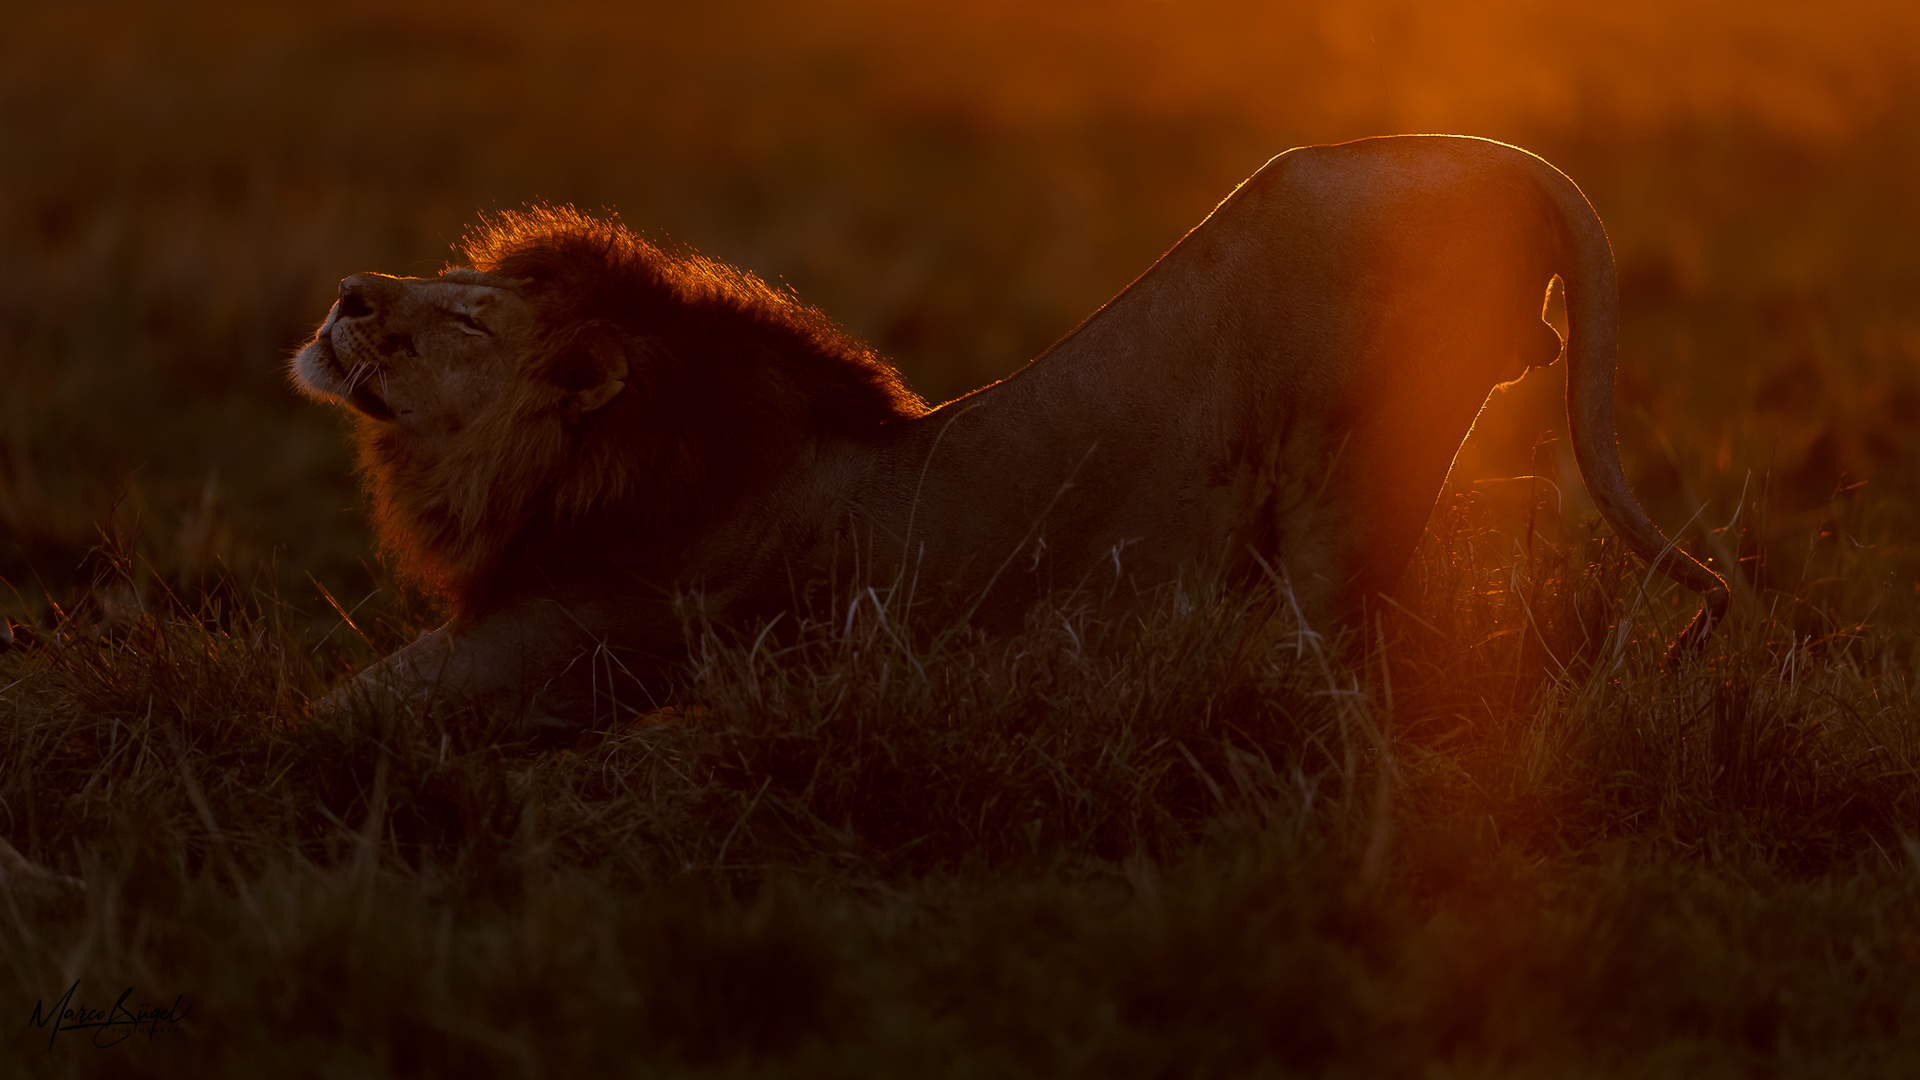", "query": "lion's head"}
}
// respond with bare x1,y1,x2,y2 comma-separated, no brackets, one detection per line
292,207,925,614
